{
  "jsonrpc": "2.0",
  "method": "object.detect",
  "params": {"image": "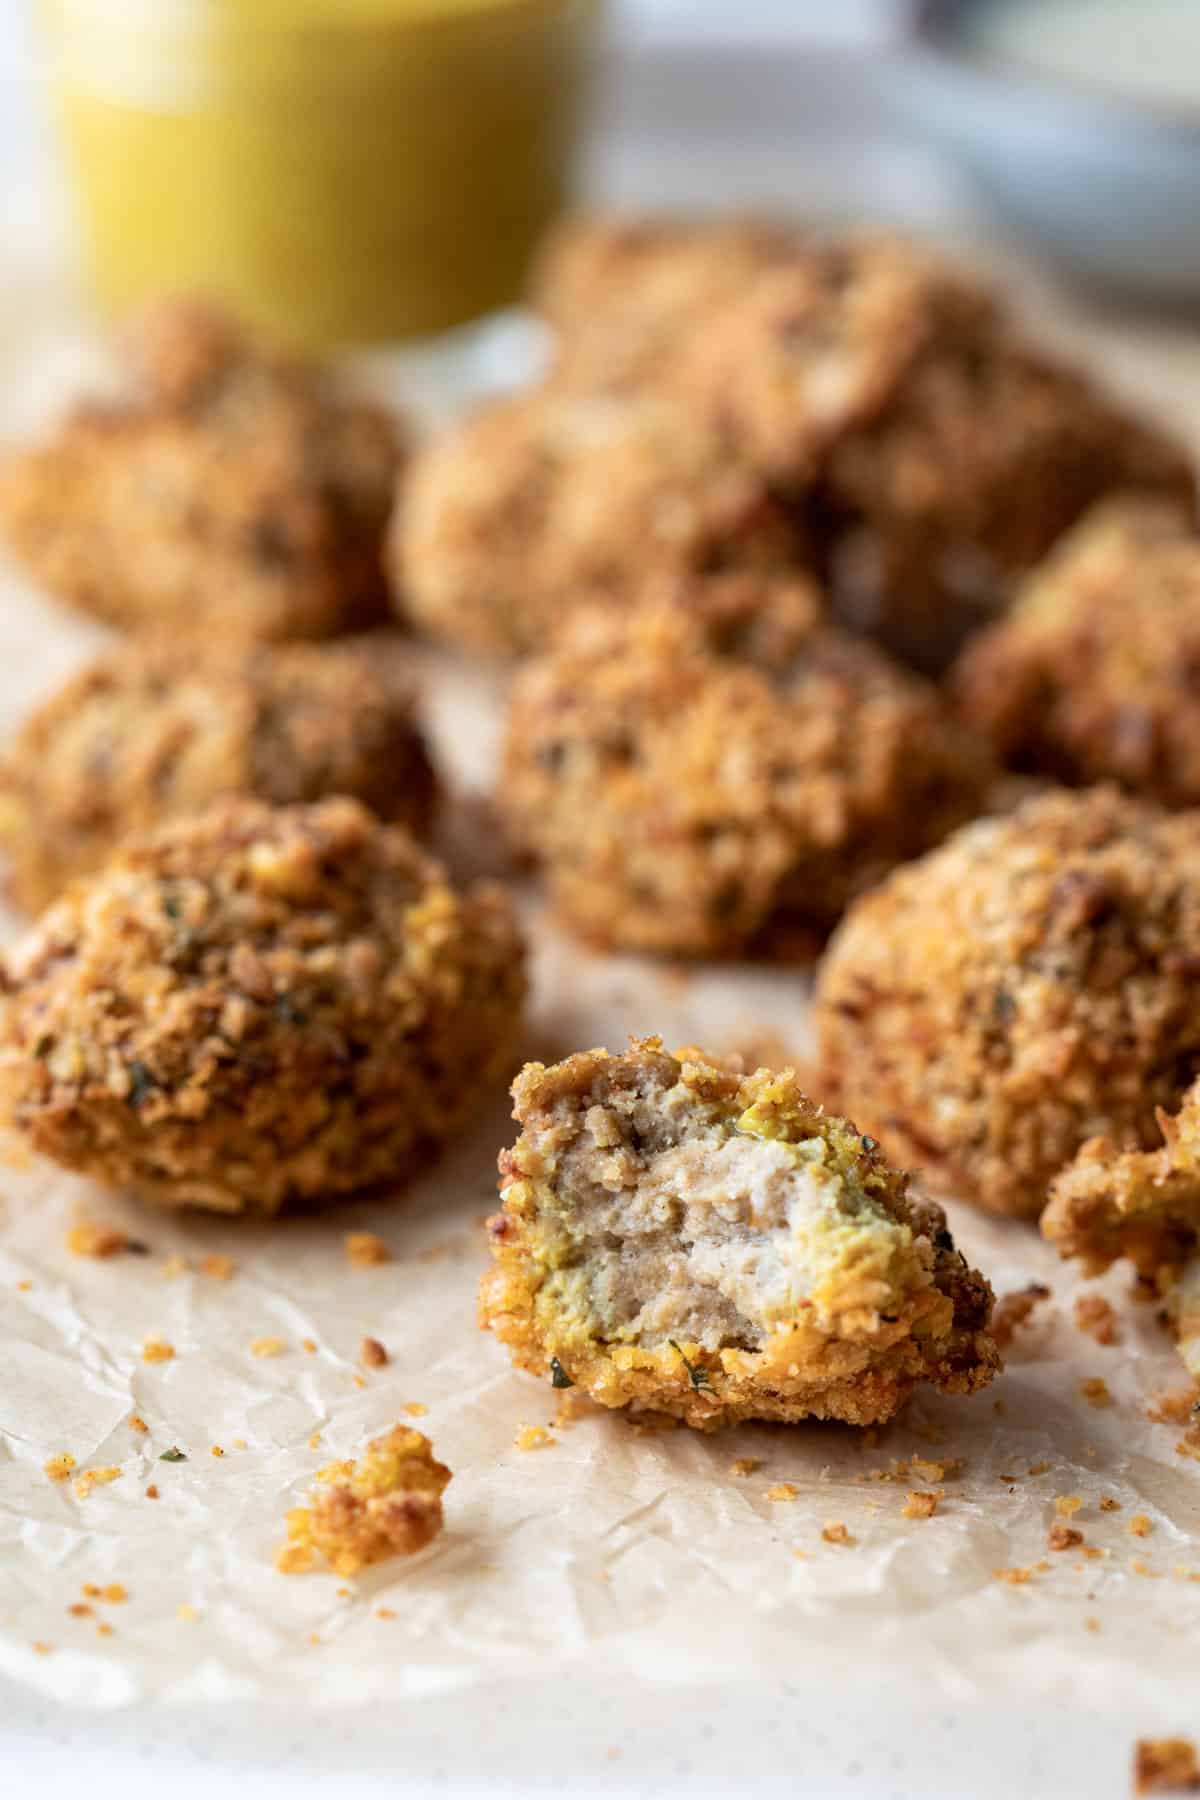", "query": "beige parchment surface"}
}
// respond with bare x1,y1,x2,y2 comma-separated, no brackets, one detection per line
0,294,1198,1717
